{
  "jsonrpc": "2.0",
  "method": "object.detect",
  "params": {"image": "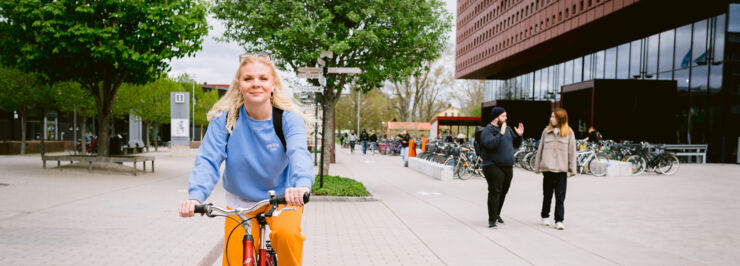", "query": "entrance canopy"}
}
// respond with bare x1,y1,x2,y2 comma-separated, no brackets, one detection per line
430,116,481,140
